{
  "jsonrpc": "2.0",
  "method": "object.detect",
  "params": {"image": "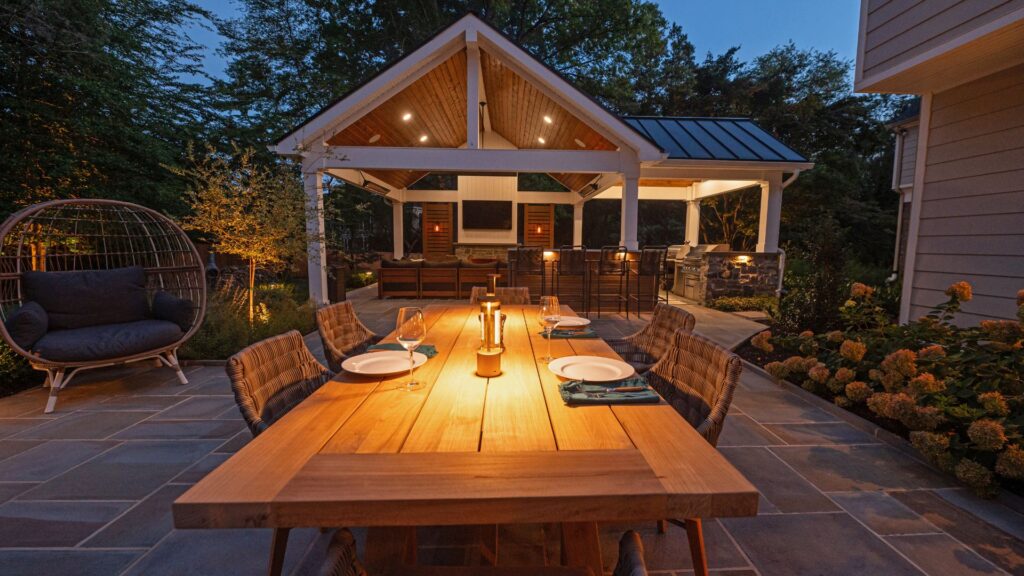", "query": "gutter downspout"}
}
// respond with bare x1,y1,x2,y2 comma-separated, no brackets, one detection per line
775,169,802,297
888,128,907,283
